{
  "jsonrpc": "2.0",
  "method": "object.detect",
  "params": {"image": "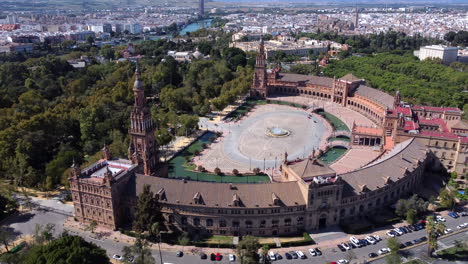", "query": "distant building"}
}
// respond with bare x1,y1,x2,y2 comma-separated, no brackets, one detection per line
354,8,359,30
7,35,41,44
7,13,18,24
415,45,458,65
91,24,112,33
199,0,205,18
0,24,20,32
124,23,142,34
0,43,34,54
67,31,96,42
